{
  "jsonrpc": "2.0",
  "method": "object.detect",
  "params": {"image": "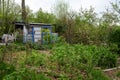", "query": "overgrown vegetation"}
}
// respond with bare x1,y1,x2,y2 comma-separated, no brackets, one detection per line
0,0,120,80
0,41,117,80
